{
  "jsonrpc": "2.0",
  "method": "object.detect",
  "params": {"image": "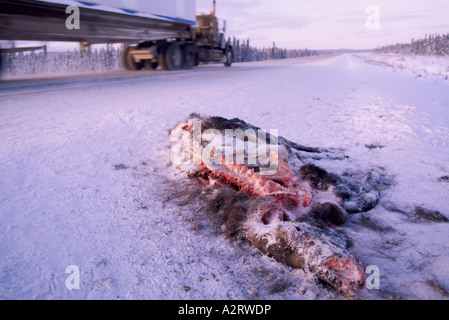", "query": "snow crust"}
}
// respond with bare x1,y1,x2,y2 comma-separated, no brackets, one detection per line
1,54,448,299
357,53,449,84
